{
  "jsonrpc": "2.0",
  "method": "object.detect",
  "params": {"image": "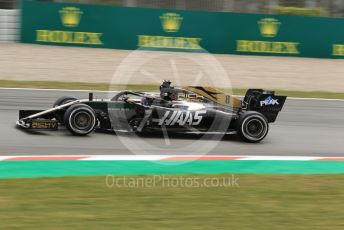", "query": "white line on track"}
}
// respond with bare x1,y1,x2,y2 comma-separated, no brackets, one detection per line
0,87,116,93
1,87,344,102
0,155,342,161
